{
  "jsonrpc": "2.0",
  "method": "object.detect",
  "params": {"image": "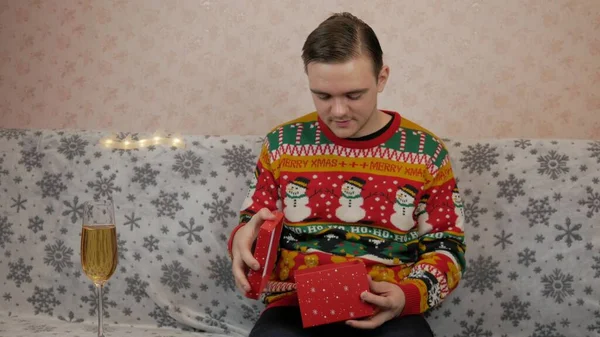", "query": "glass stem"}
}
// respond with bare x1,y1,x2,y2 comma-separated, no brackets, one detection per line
97,283,104,337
